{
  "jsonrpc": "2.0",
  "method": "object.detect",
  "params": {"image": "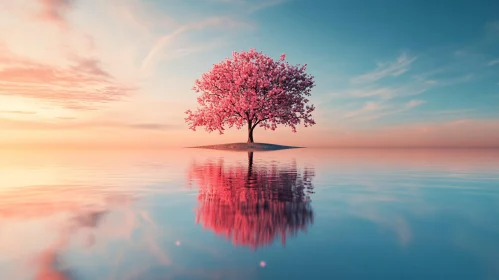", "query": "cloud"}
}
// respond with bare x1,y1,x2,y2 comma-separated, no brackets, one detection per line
0,110,36,114
351,52,417,84
343,85,428,100
322,82,430,123
70,210,107,229
69,56,112,78
362,99,425,121
344,87,397,99
329,52,427,120
210,0,288,12
115,0,177,36
0,184,175,279
140,17,253,74
57,116,77,119
343,101,384,119
406,99,425,109
414,68,476,87
488,59,499,66
35,242,74,280
324,44,490,124
323,81,429,105
159,40,228,62
248,0,288,12
35,0,73,27
485,20,499,35
447,119,472,126
126,123,179,130
424,108,475,116
0,47,134,110
0,118,179,131
344,99,425,122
